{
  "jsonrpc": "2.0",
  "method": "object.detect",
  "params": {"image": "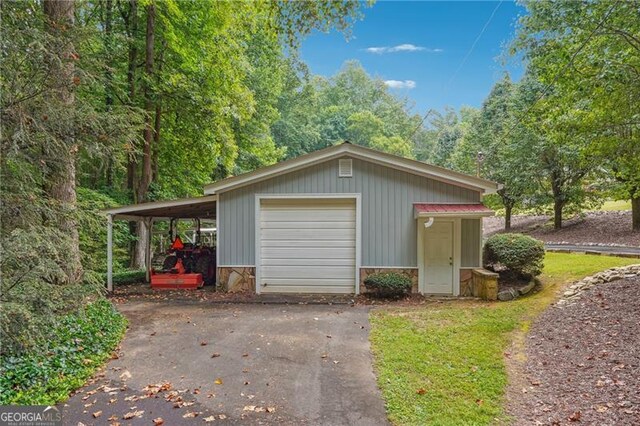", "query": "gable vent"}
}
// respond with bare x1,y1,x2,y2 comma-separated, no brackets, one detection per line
338,159,353,177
